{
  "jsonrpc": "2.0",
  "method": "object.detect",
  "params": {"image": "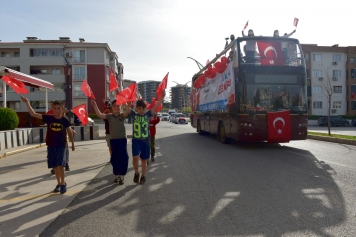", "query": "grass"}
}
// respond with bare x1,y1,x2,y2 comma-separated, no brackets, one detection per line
308,131,356,140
